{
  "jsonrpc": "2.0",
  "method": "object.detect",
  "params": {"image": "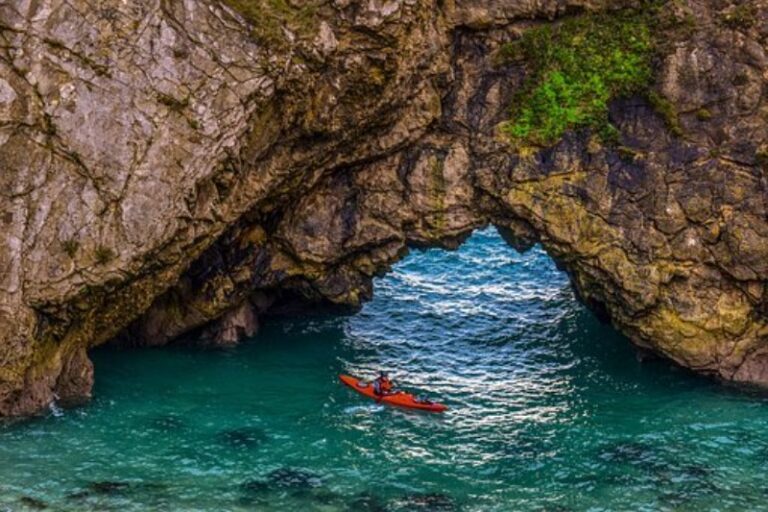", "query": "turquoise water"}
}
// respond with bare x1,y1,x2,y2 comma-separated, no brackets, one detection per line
3,228,768,511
